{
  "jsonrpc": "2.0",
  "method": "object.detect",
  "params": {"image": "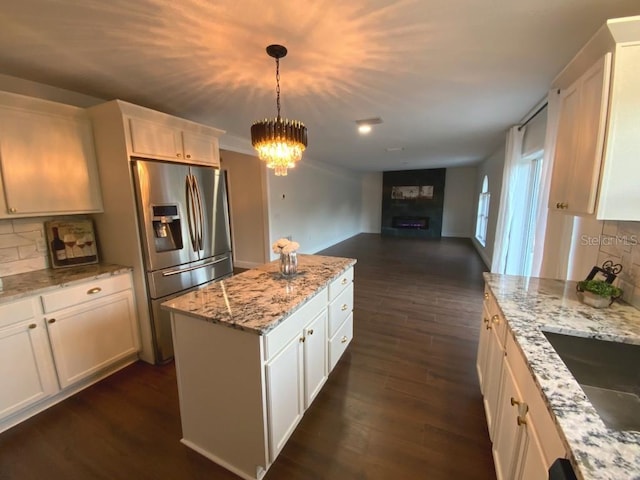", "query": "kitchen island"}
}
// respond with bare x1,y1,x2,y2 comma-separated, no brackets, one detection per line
481,273,640,480
162,254,356,480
